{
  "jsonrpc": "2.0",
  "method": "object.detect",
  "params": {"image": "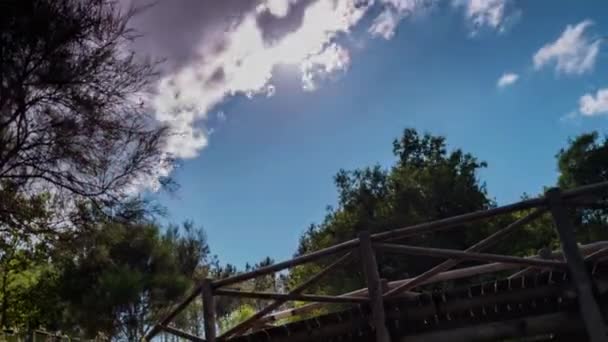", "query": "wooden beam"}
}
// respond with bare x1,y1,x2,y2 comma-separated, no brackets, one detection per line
559,180,608,199
384,209,546,298
218,252,353,340
259,242,608,324
143,287,202,340
143,182,608,341
201,279,217,342
359,231,391,342
159,325,206,342
215,288,367,304
375,243,568,269
586,247,608,261
212,240,358,288
371,198,545,242
547,187,607,342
